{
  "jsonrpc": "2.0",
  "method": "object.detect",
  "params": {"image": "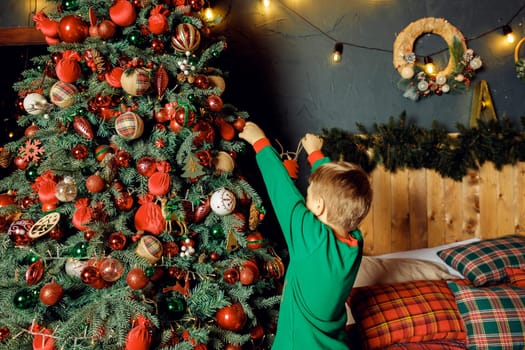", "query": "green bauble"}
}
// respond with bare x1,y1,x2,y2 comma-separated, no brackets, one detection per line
210,224,224,240
144,266,156,277
166,296,186,314
61,0,79,11
25,165,38,182
69,242,88,258
13,289,37,309
127,31,147,47
22,253,40,265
